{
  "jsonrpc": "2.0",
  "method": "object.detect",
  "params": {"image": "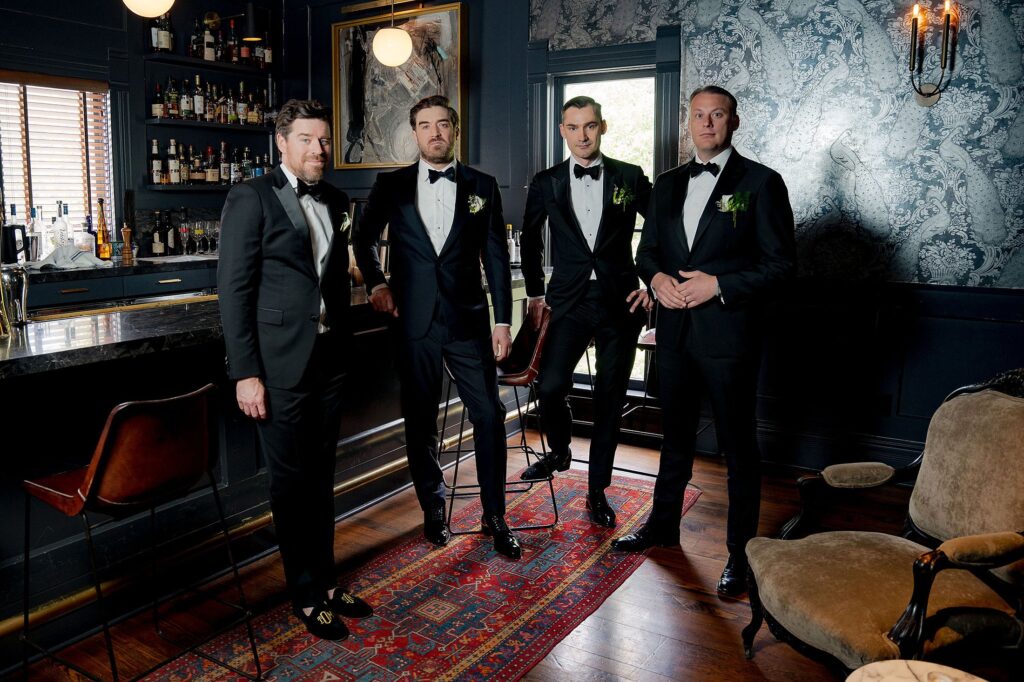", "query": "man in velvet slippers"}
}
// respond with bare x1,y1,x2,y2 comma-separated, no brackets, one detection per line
612,86,796,598
519,95,652,528
354,96,521,560
219,99,373,639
